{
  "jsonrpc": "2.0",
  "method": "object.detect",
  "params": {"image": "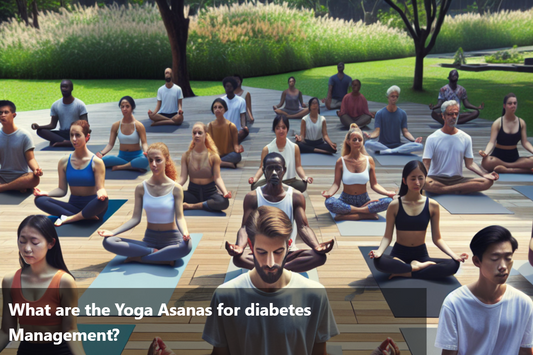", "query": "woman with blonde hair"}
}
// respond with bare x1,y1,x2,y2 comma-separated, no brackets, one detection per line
178,122,231,212
98,142,191,265
322,123,394,221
